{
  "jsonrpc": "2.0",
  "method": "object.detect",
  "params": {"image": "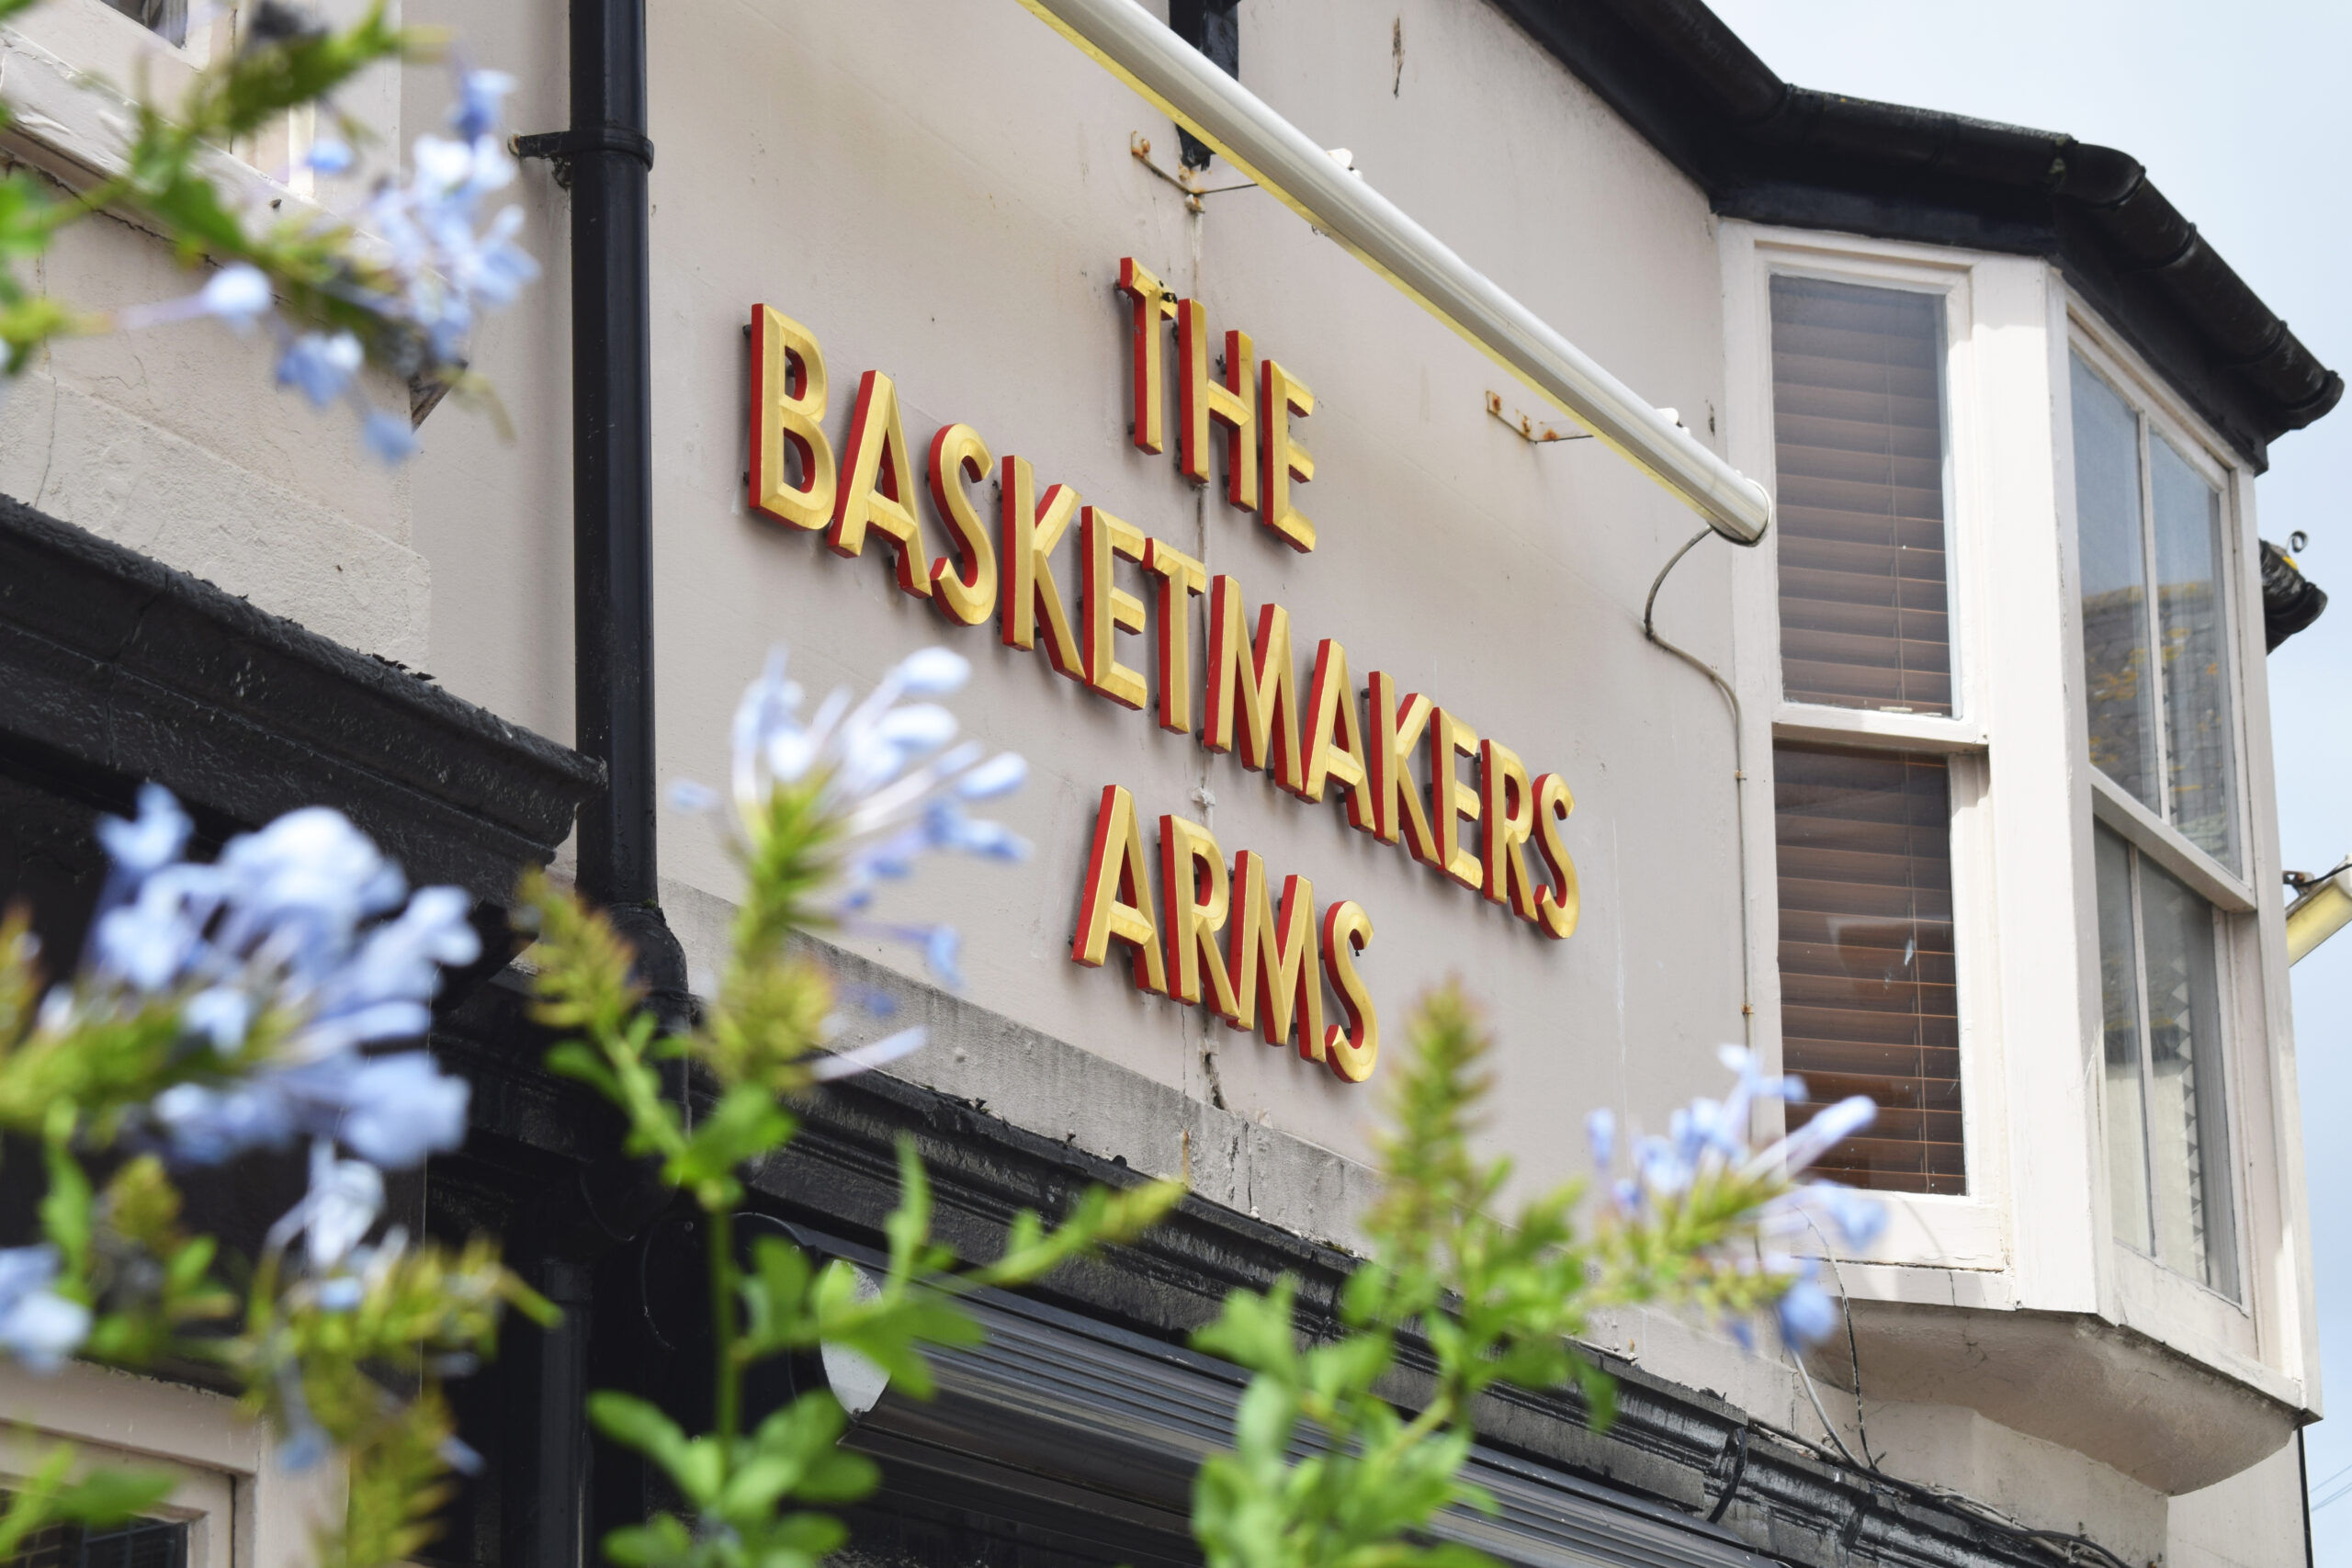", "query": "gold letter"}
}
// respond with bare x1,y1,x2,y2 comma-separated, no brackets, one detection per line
1479,739,1538,919
1530,773,1580,940
1159,814,1238,1017
1428,707,1483,891
1177,299,1257,512
1071,784,1168,993
1258,358,1315,552
829,370,934,599
1321,899,1377,1083
1116,258,1177,456
1142,537,1207,737
1226,850,1323,1059
1365,671,1440,865
1302,638,1372,826
925,423,997,626
747,305,835,531
997,457,1088,681
1081,506,1150,710
1203,577,1304,795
